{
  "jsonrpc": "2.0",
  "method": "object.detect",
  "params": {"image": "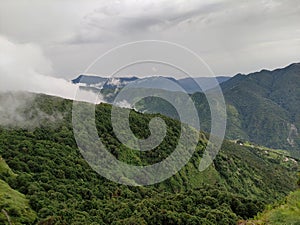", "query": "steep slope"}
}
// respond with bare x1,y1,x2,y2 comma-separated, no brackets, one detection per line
128,63,300,157
221,63,300,154
0,157,36,224
243,188,300,225
0,93,298,224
